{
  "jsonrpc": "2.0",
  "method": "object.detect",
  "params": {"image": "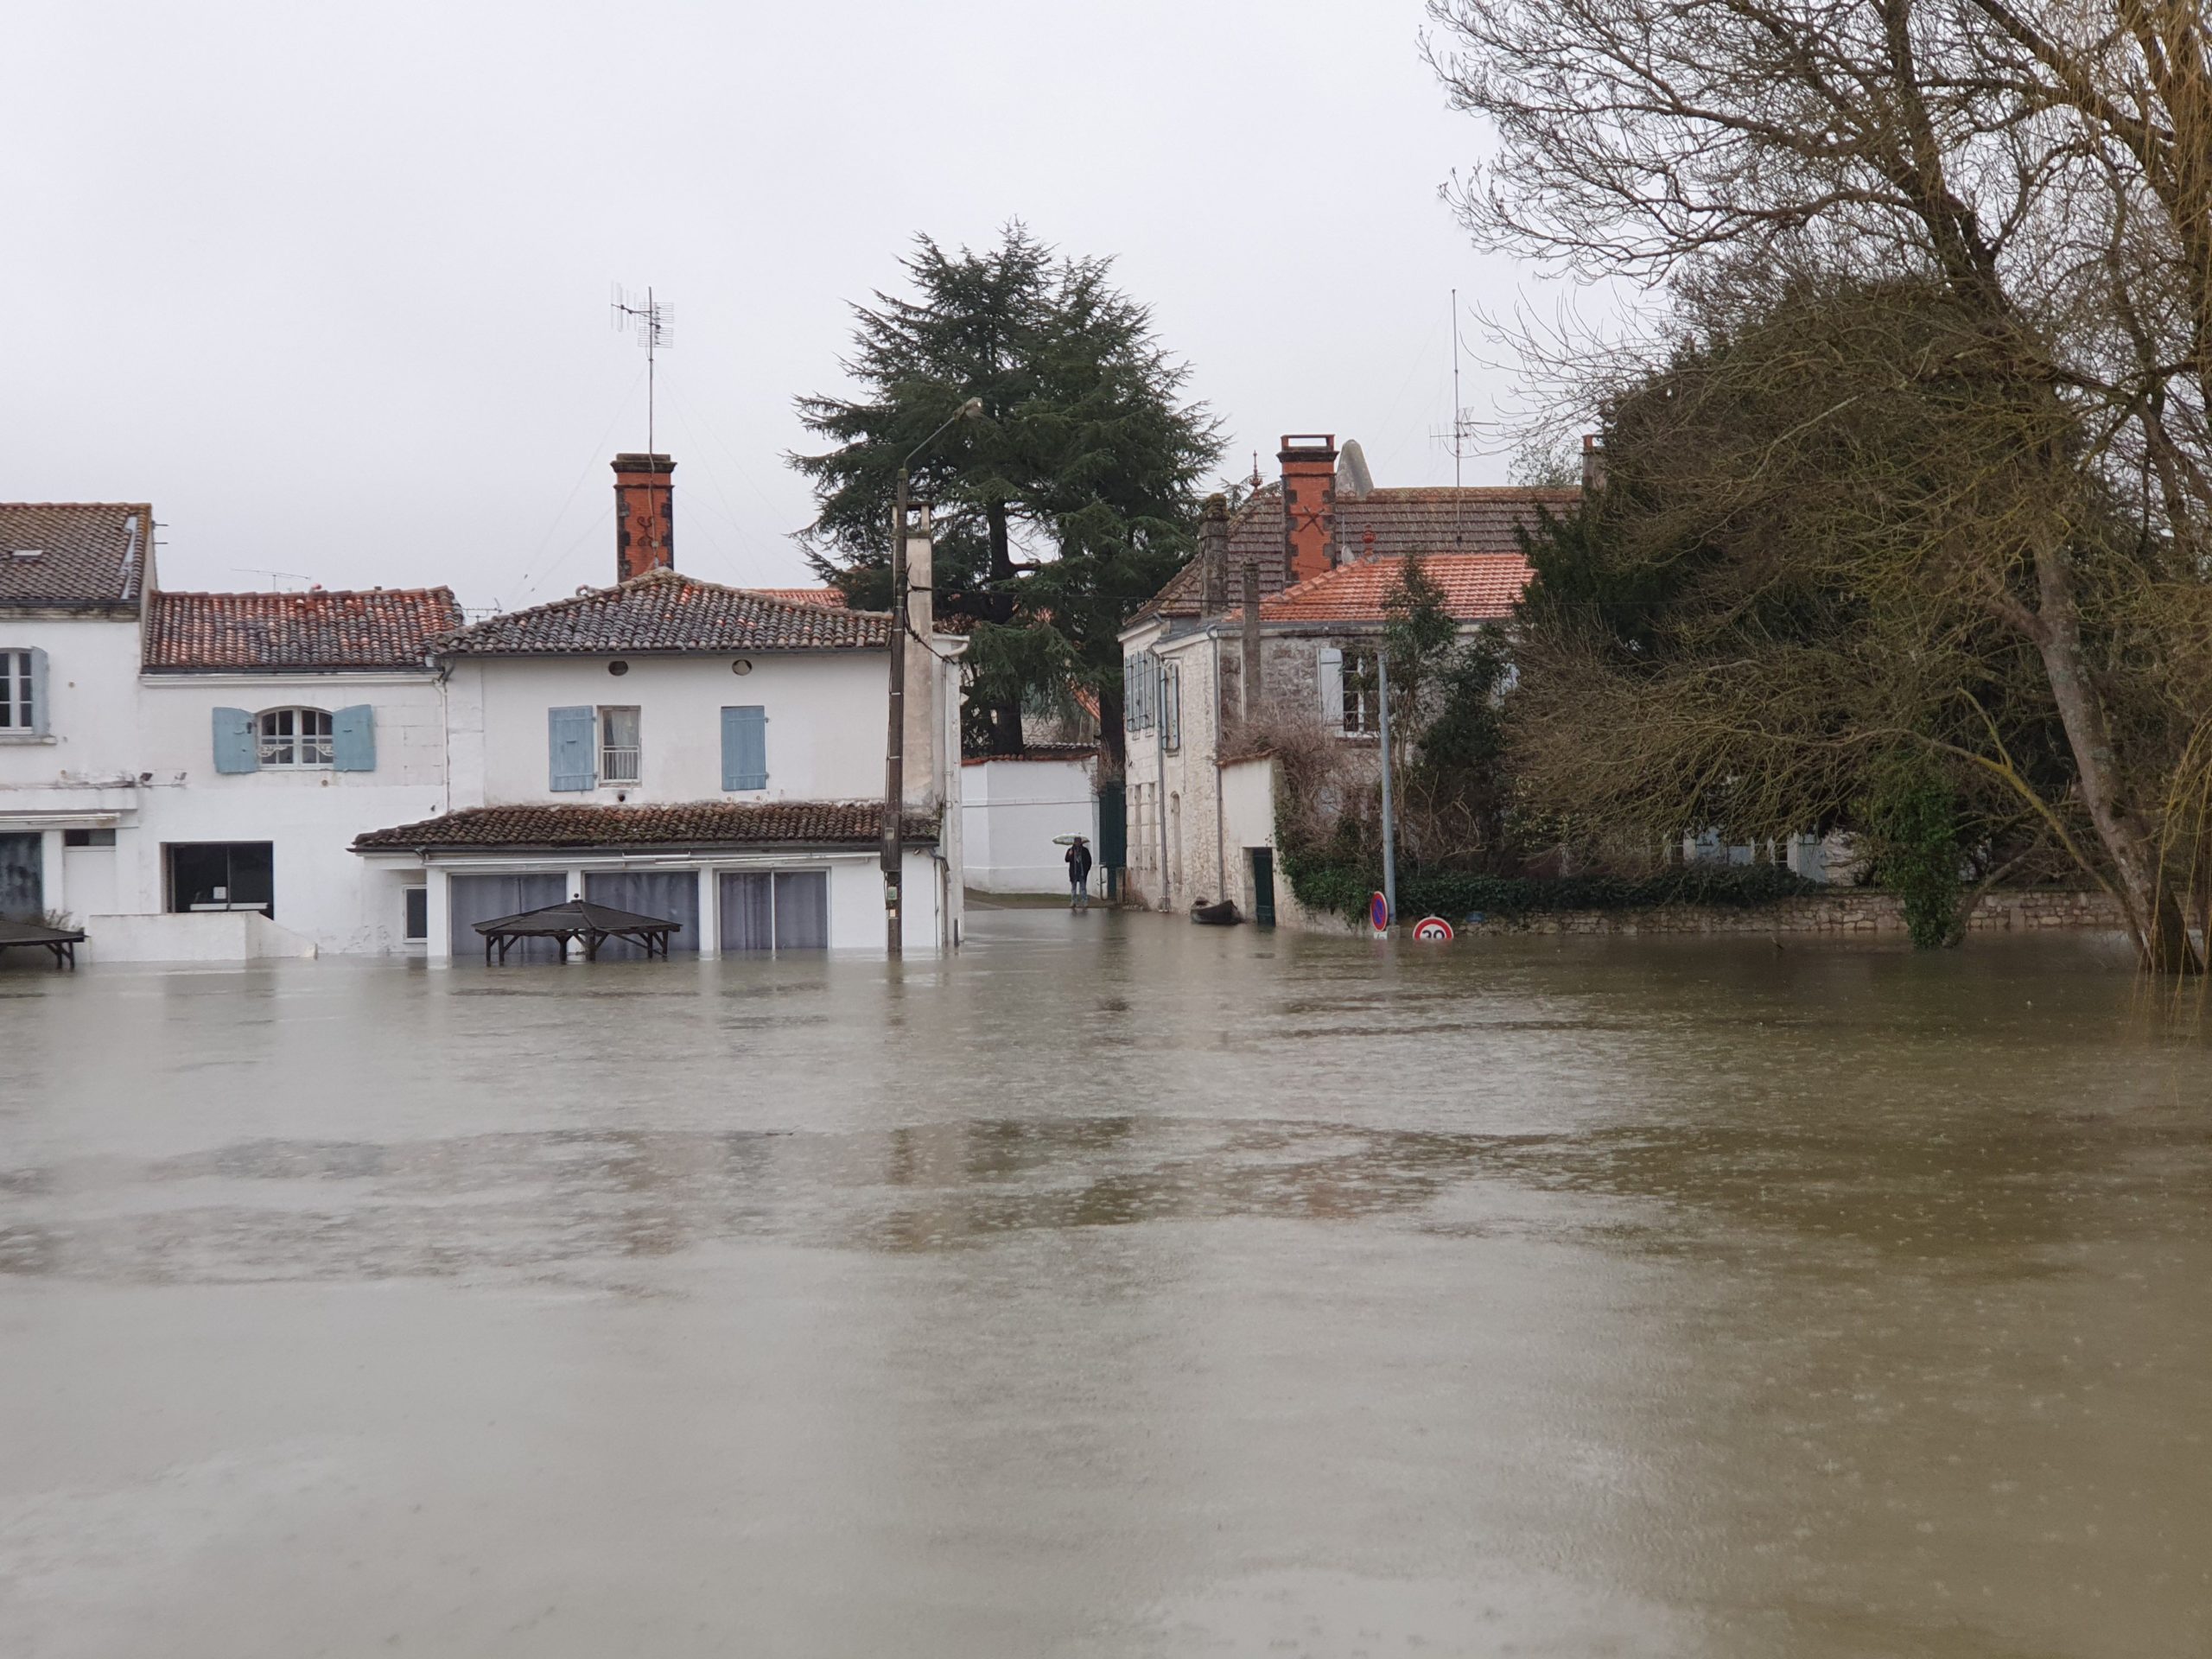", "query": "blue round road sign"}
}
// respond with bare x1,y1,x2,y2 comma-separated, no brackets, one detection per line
1369,891,1390,931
